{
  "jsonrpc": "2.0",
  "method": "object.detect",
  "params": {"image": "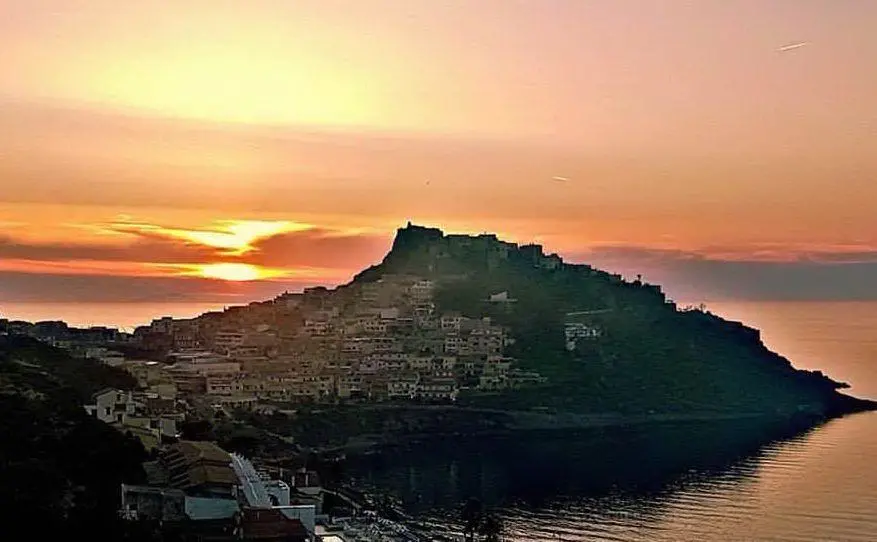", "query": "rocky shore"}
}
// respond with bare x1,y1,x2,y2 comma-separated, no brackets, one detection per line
288,399,877,461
